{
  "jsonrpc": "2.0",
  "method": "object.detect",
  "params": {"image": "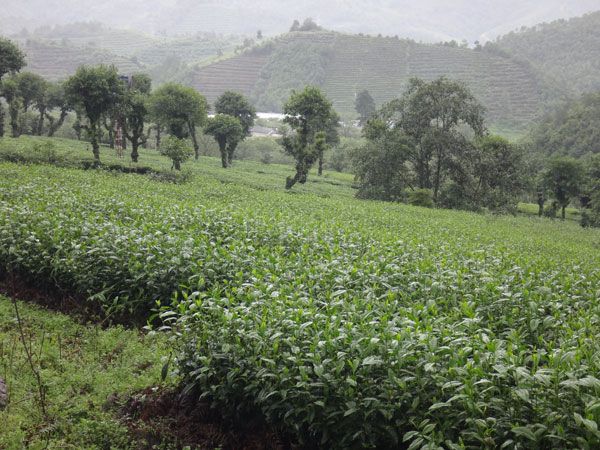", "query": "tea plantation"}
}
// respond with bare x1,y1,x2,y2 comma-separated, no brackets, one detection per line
1,141,600,448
